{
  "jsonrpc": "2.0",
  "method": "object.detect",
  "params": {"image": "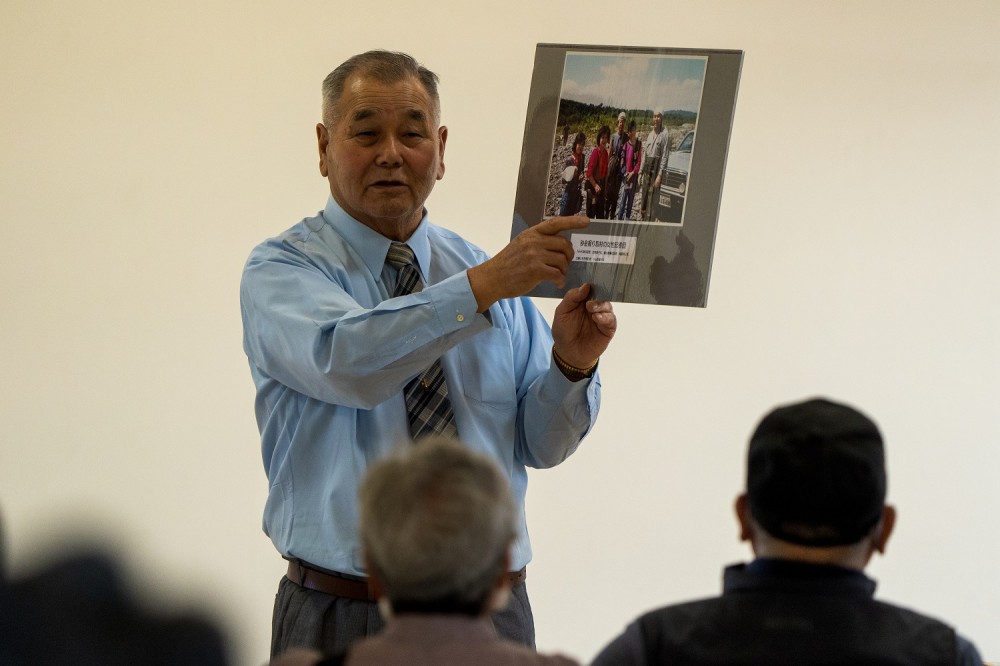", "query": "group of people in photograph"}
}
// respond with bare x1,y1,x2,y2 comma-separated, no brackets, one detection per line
558,109,673,222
